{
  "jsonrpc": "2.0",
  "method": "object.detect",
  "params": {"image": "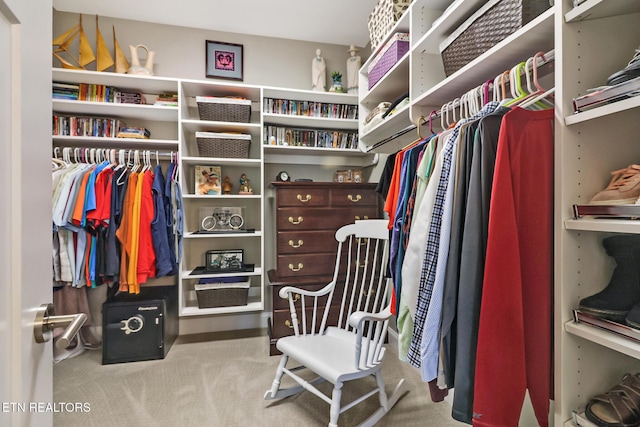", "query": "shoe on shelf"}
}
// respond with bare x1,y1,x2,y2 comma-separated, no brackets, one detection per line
585,373,640,427
626,302,640,329
607,45,640,86
579,234,640,323
589,164,640,205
